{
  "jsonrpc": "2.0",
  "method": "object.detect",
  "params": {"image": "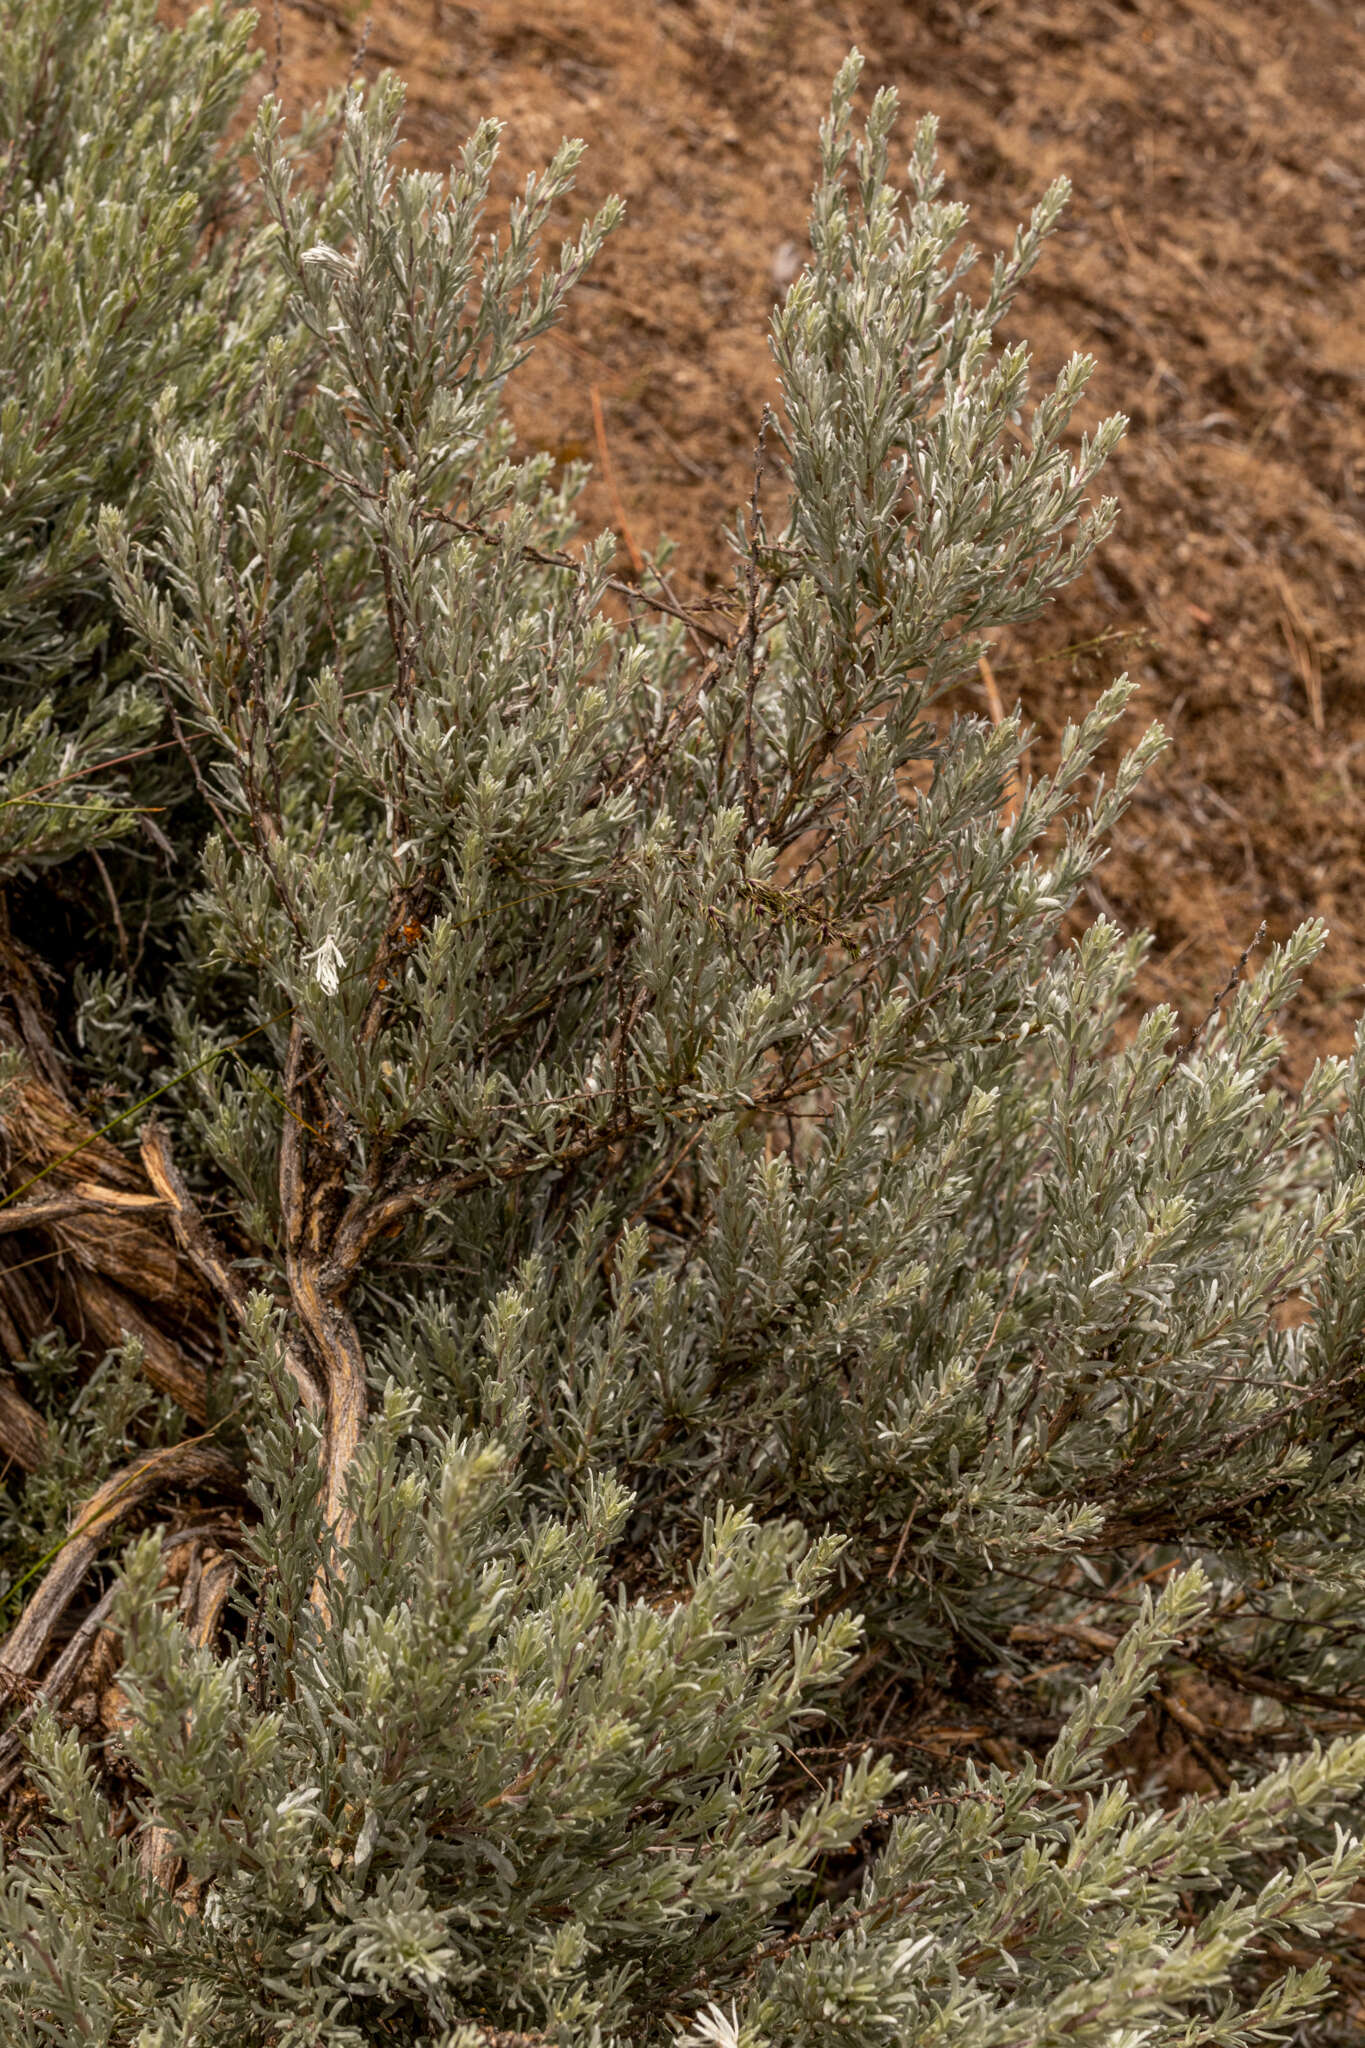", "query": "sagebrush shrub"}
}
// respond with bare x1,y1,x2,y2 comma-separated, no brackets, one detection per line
3,7,1365,2044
